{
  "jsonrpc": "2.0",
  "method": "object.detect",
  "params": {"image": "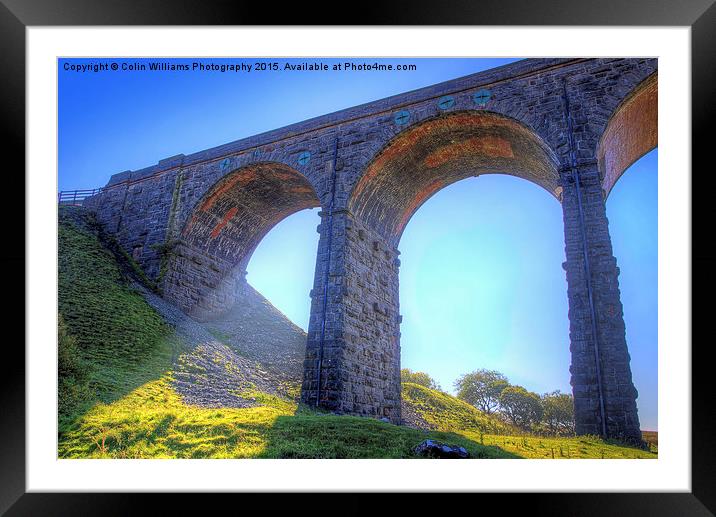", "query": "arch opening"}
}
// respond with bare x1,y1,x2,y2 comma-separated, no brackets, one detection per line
163,162,321,320
398,175,570,409
598,73,657,198
245,207,321,332
348,111,561,249
604,149,658,432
